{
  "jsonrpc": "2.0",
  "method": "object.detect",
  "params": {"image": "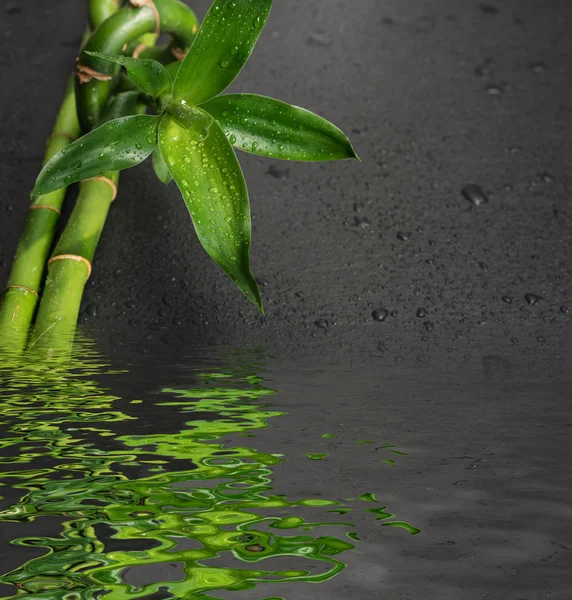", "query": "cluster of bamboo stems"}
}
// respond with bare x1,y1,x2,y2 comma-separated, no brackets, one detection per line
0,0,198,356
